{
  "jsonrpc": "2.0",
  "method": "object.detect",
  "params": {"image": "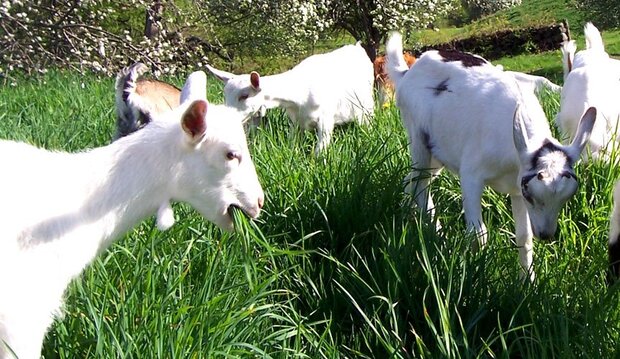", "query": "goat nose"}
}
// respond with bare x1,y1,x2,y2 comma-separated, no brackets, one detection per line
538,231,554,241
